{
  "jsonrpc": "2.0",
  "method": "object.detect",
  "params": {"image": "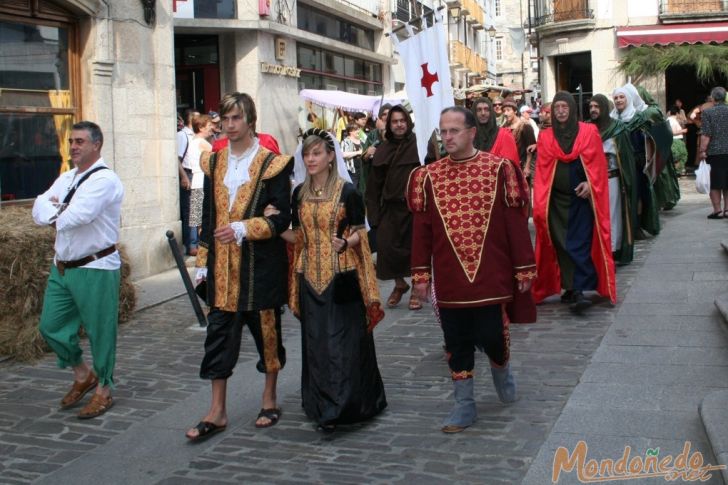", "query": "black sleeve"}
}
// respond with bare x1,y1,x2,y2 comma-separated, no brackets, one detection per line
261,157,294,237
365,164,385,226
291,184,302,229
200,168,213,249
523,124,537,147
342,182,366,227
